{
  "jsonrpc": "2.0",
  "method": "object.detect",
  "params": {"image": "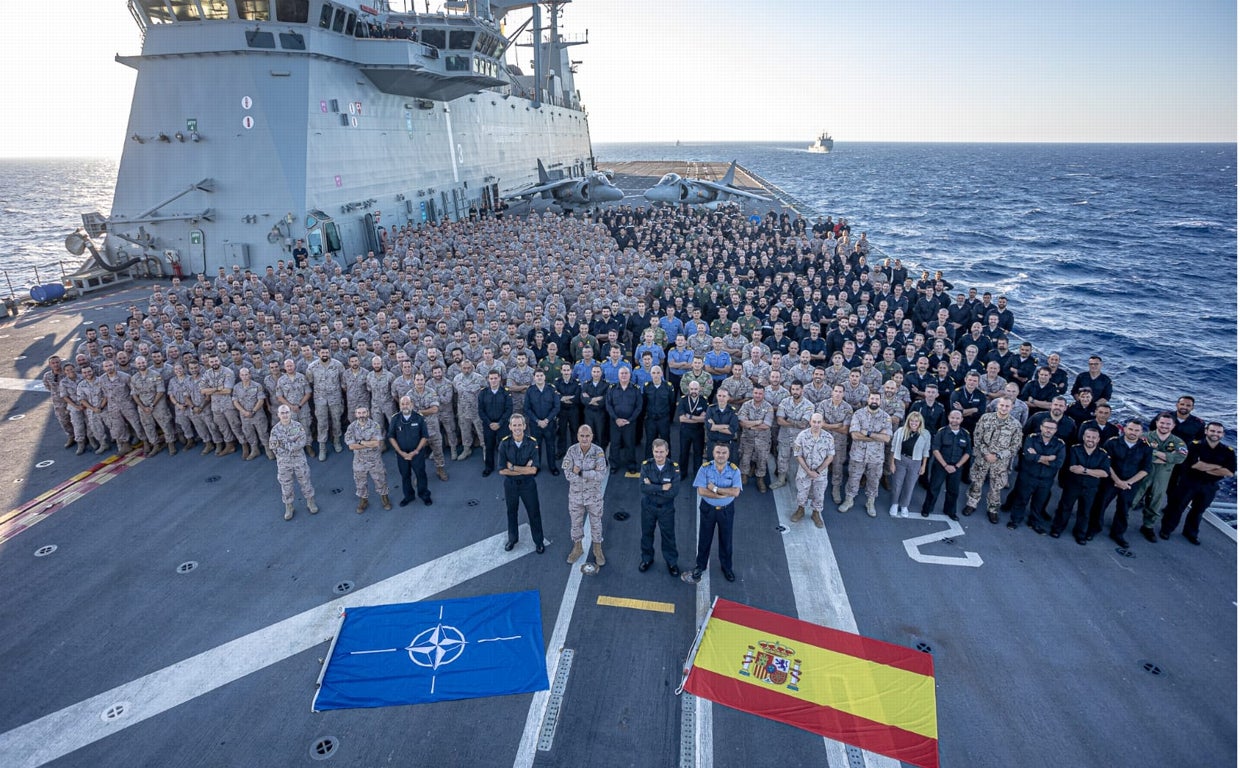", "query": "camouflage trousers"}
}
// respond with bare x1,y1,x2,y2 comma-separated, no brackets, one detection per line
67,406,87,442
966,459,1010,512
776,436,797,478
568,497,604,543
315,399,344,444
458,409,485,451
212,406,243,444
353,456,387,499
53,402,73,439
795,469,831,512
84,408,108,445
190,407,220,443
845,457,883,501
829,434,849,487
136,402,176,445
172,405,195,442
239,410,270,450
277,455,315,503
105,406,142,445
738,433,772,478
438,406,460,449
423,415,445,467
